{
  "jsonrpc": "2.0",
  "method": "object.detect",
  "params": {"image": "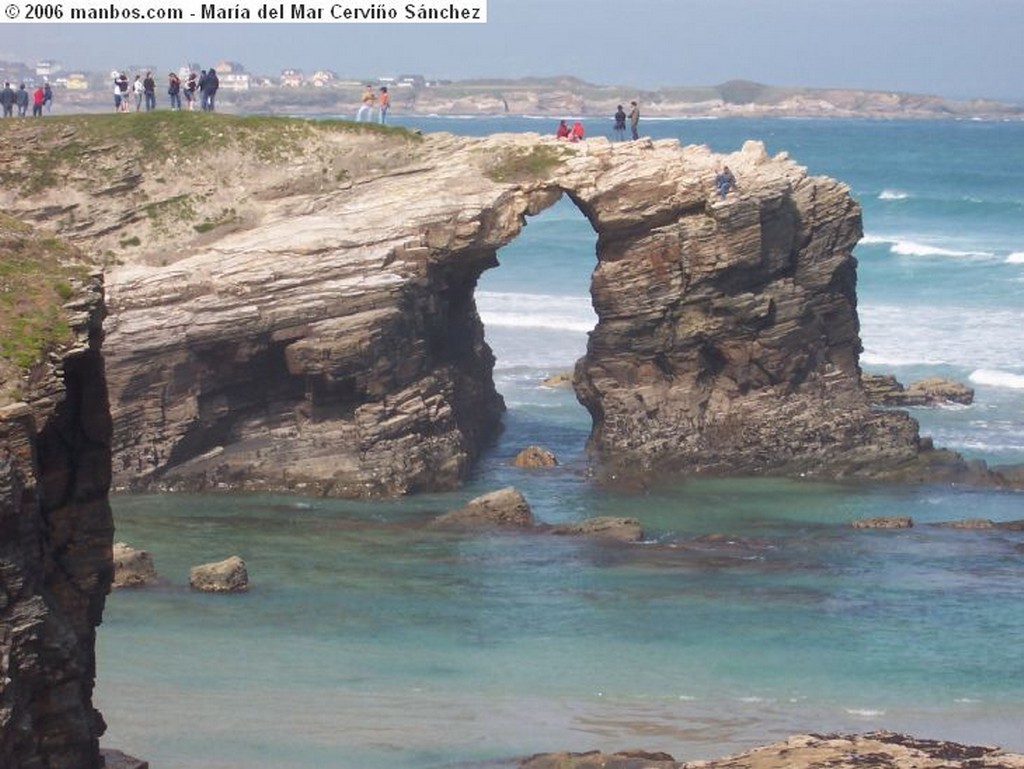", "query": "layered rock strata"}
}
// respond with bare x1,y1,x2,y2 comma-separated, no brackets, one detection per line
0,274,112,769
0,117,996,496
